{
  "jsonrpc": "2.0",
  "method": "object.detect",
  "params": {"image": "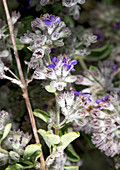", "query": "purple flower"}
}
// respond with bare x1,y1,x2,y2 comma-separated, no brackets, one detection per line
43,15,61,25
47,56,78,71
96,95,109,109
47,57,57,68
93,28,104,40
112,64,117,71
74,90,91,103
